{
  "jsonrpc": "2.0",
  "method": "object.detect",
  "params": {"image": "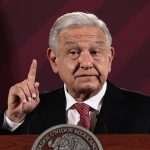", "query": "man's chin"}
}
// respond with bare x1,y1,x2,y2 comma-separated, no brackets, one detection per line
76,84,100,94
